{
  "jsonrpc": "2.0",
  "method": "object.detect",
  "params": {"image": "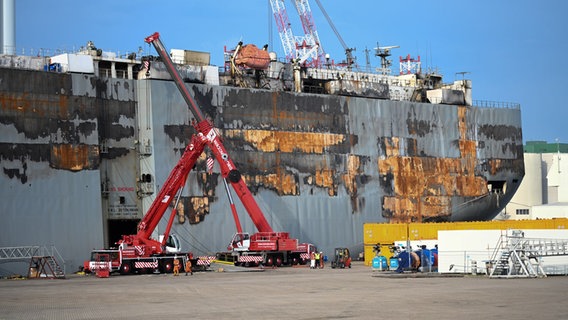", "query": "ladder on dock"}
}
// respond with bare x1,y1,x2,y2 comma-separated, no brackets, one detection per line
489,230,568,278
0,245,65,279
